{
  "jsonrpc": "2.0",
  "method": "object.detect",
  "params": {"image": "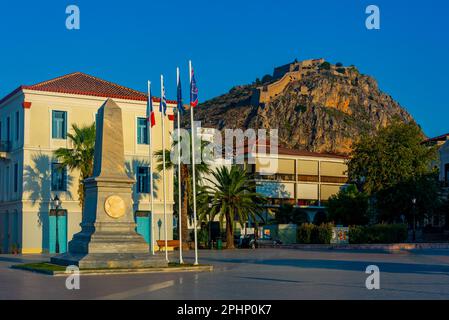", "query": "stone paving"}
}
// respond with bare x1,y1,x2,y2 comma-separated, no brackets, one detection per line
1,248,449,299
